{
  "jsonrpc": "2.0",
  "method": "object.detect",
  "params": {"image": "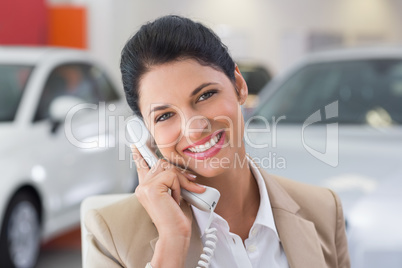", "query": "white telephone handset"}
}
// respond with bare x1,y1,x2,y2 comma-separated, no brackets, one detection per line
126,117,220,213
126,117,220,267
